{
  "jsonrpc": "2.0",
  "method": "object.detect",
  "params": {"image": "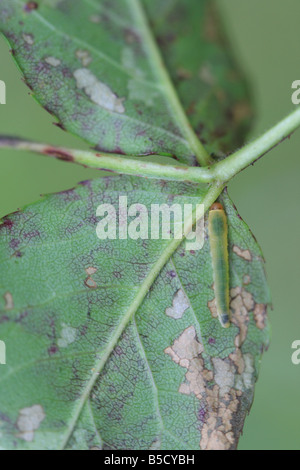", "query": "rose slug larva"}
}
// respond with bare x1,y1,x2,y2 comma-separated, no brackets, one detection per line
208,202,230,328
